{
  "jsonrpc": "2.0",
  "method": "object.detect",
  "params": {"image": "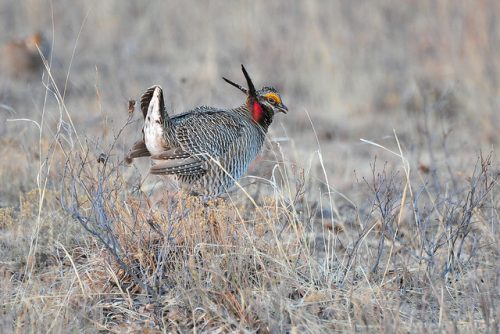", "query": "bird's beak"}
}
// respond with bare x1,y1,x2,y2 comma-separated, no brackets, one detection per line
278,104,288,114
